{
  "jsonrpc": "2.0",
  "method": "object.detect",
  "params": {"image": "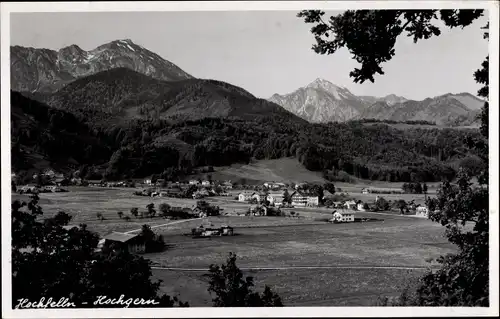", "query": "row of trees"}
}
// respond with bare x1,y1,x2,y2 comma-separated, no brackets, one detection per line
402,182,428,194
